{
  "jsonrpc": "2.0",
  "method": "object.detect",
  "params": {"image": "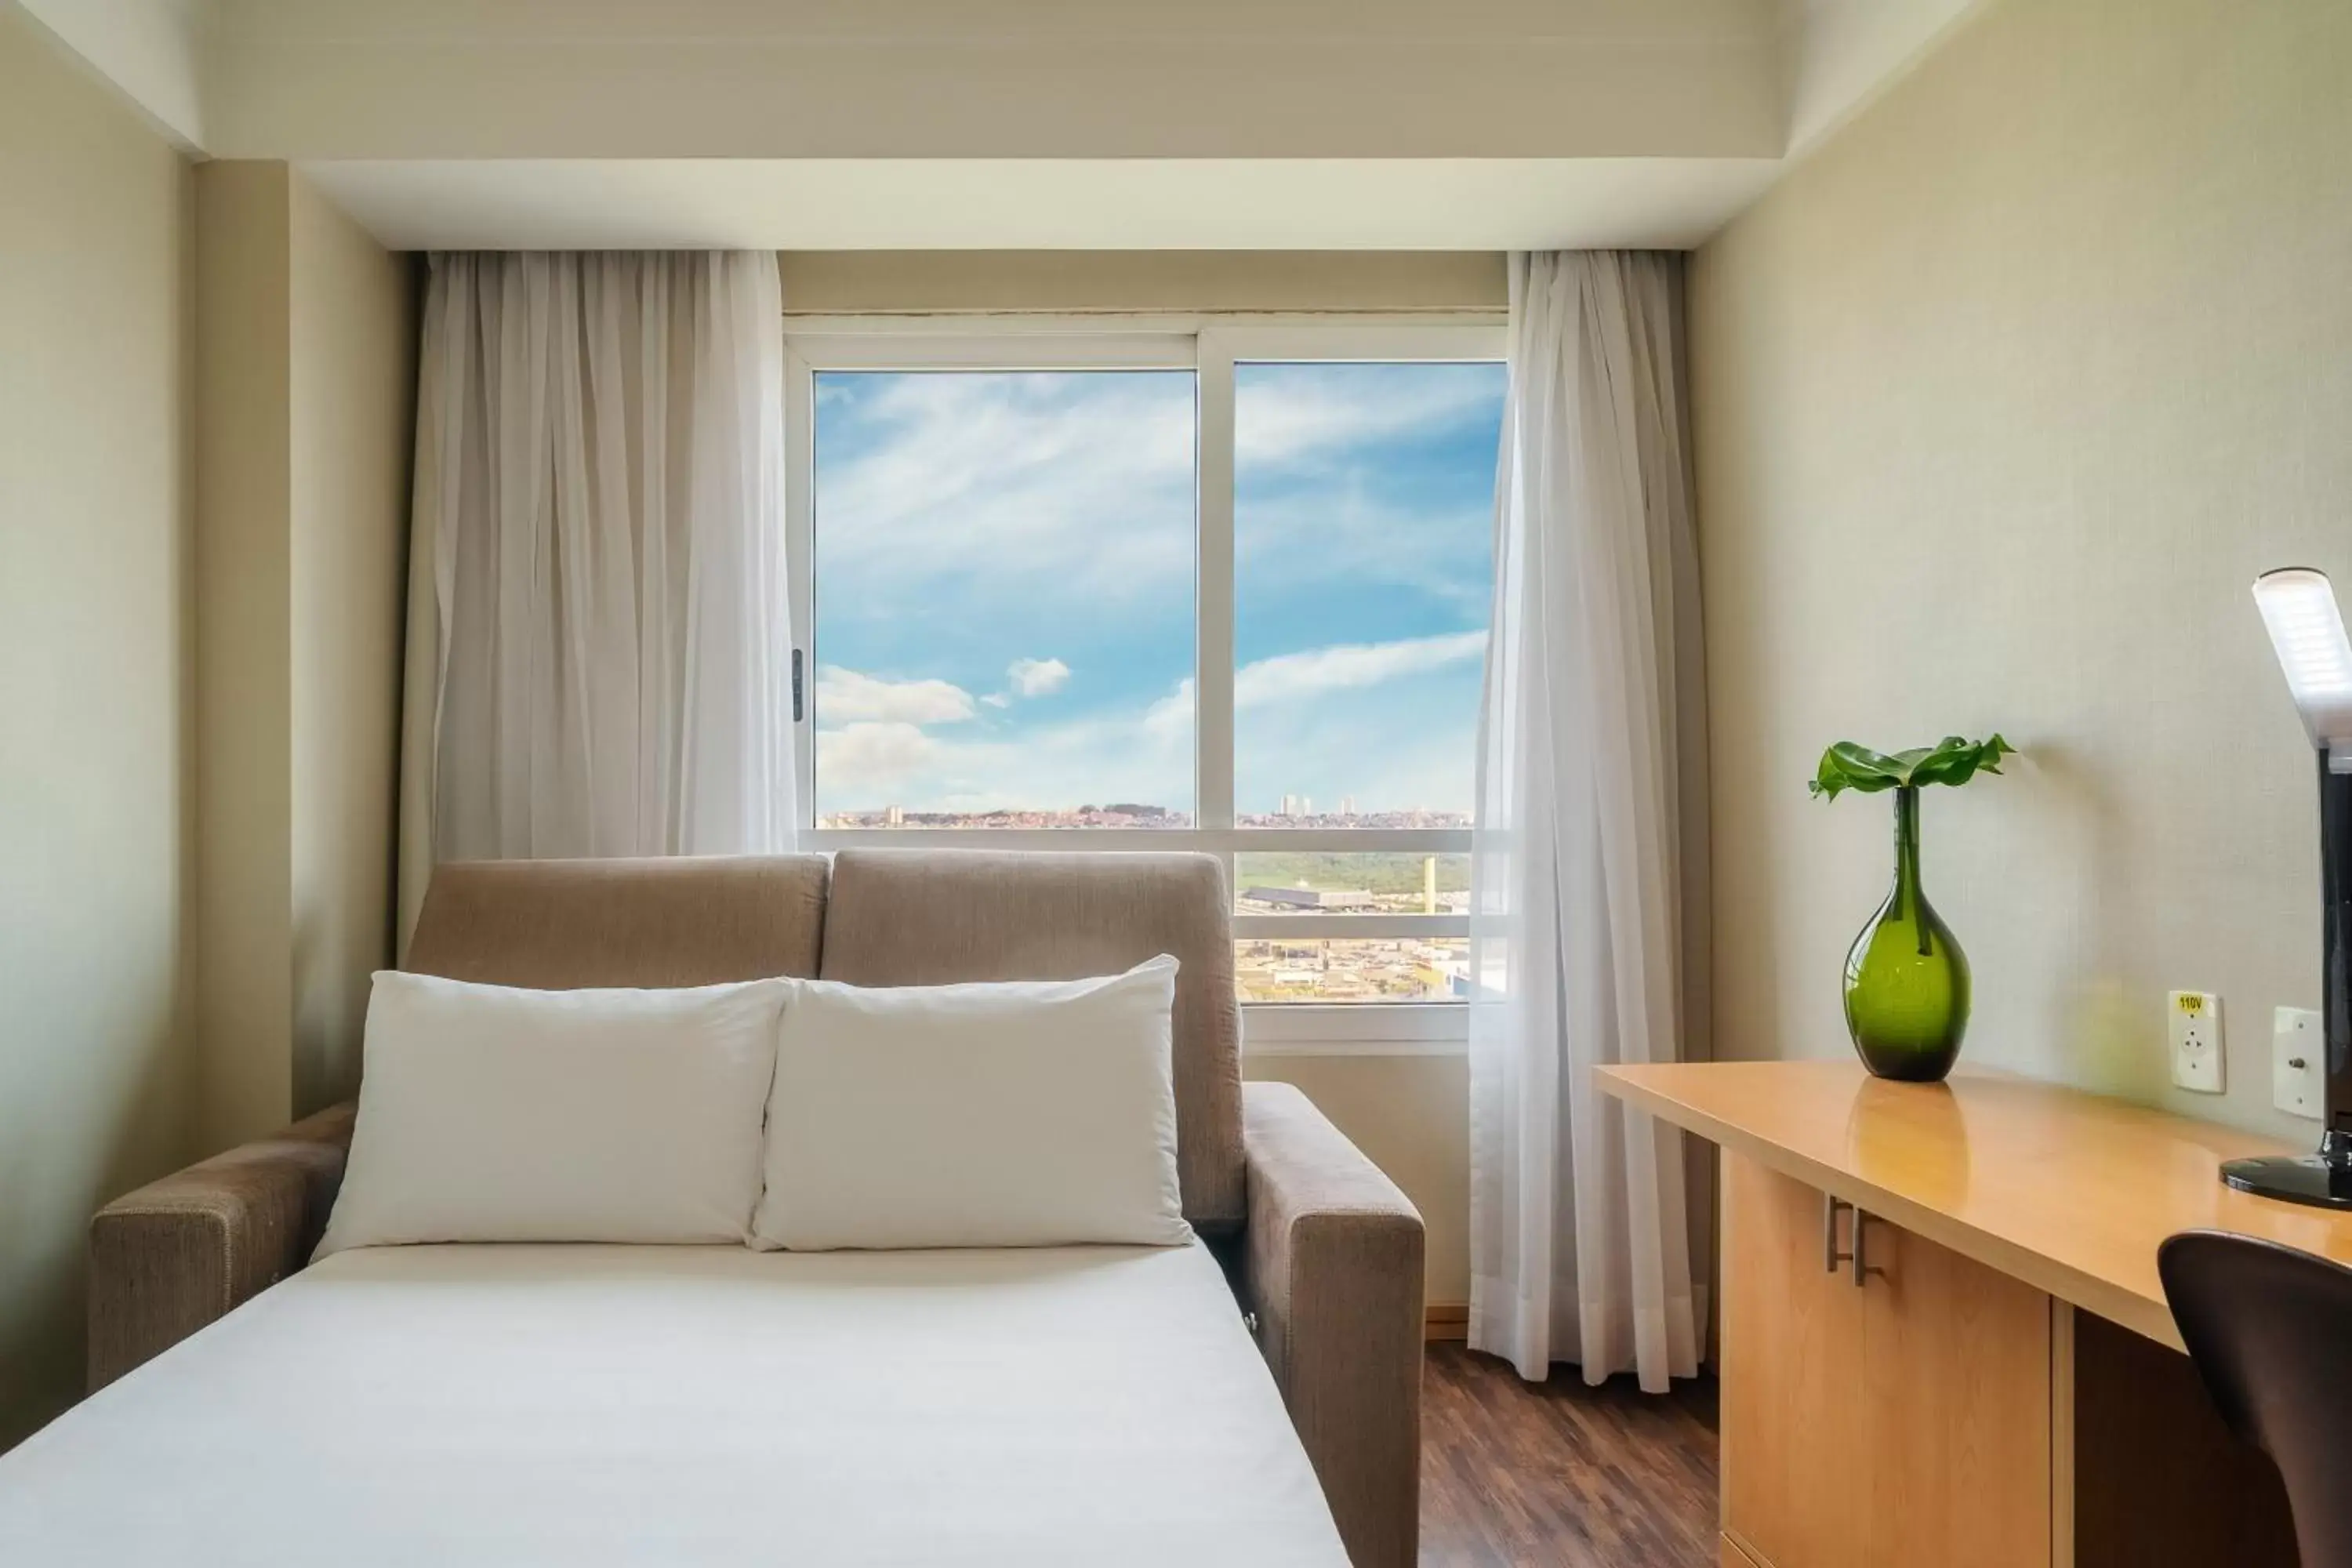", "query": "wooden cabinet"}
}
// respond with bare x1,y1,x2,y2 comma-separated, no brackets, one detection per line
1723,1155,1867,1568
1606,1063,2305,1568
1721,1534,1767,1568
1722,1154,2052,1568
1858,1212,2052,1566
